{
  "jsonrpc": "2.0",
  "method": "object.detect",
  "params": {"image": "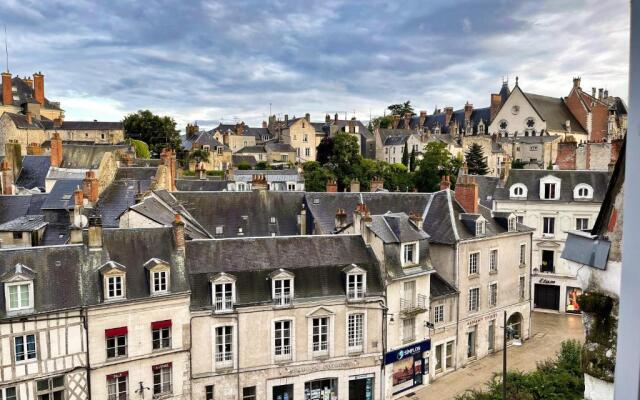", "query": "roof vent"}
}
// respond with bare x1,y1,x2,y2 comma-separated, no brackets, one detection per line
313,198,320,205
